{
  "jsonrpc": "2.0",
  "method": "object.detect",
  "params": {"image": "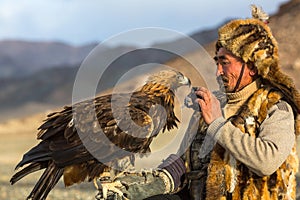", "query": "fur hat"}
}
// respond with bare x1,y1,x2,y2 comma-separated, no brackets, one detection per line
216,5,300,117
